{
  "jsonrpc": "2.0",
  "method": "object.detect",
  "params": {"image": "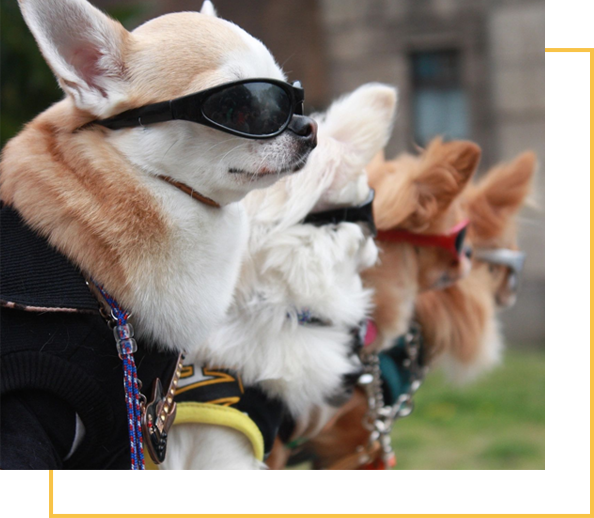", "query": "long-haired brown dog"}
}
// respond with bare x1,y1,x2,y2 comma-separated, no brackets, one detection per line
363,137,479,351
420,151,536,378
281,150,536,470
